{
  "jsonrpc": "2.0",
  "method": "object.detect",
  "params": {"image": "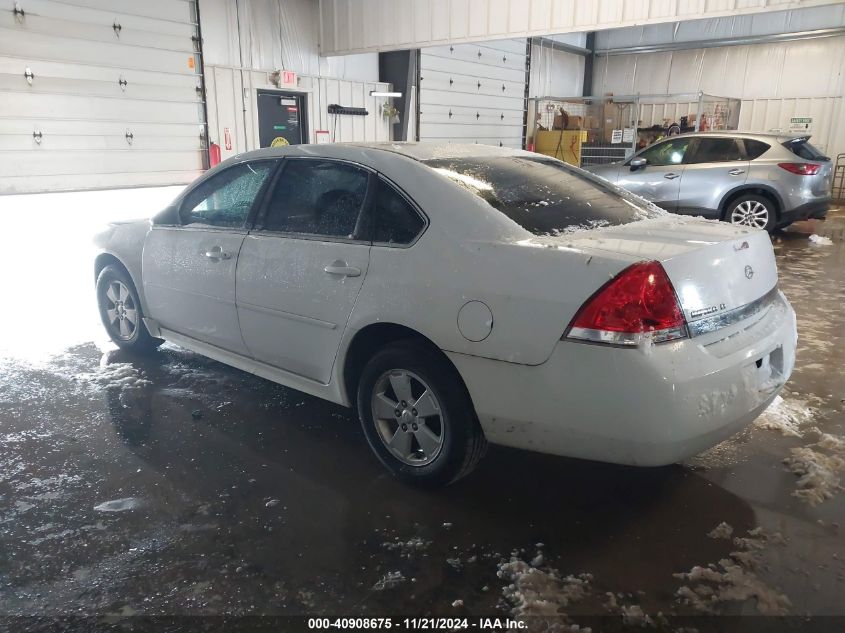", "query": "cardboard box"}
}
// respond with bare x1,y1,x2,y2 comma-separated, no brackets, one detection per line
565,115,583,130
